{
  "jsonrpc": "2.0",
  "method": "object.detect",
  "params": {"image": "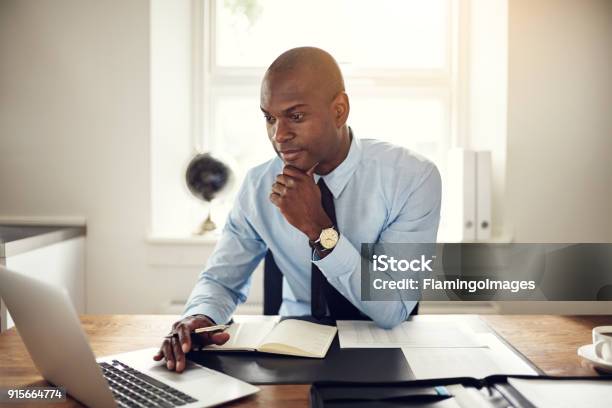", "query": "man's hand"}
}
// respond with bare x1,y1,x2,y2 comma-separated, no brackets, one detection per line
153,315,229,373
269,164,332,241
